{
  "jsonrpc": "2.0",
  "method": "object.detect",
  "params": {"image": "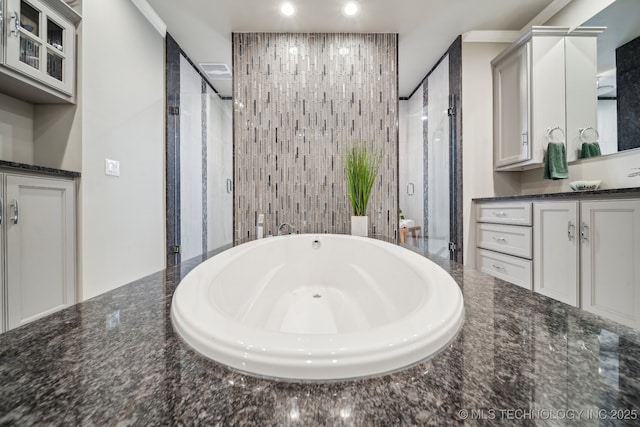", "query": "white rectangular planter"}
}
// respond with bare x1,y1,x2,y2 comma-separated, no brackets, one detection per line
351,216,368,237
